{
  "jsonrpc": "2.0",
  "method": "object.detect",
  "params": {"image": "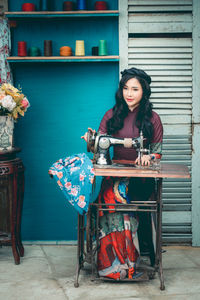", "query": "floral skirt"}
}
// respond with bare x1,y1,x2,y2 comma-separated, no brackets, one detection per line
97,176,156,280
98,212,140,280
